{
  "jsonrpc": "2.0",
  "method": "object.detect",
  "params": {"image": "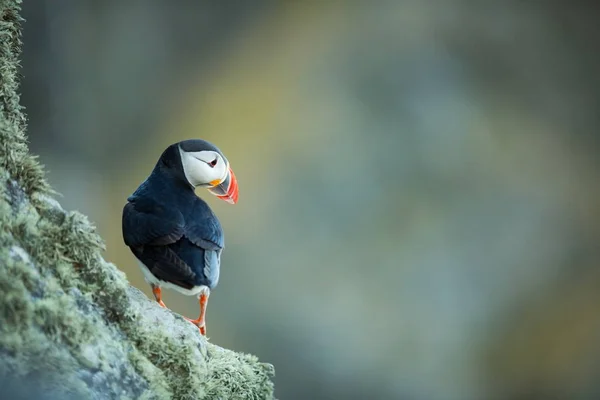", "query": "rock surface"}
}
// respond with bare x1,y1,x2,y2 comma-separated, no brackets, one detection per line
0,1,275,399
